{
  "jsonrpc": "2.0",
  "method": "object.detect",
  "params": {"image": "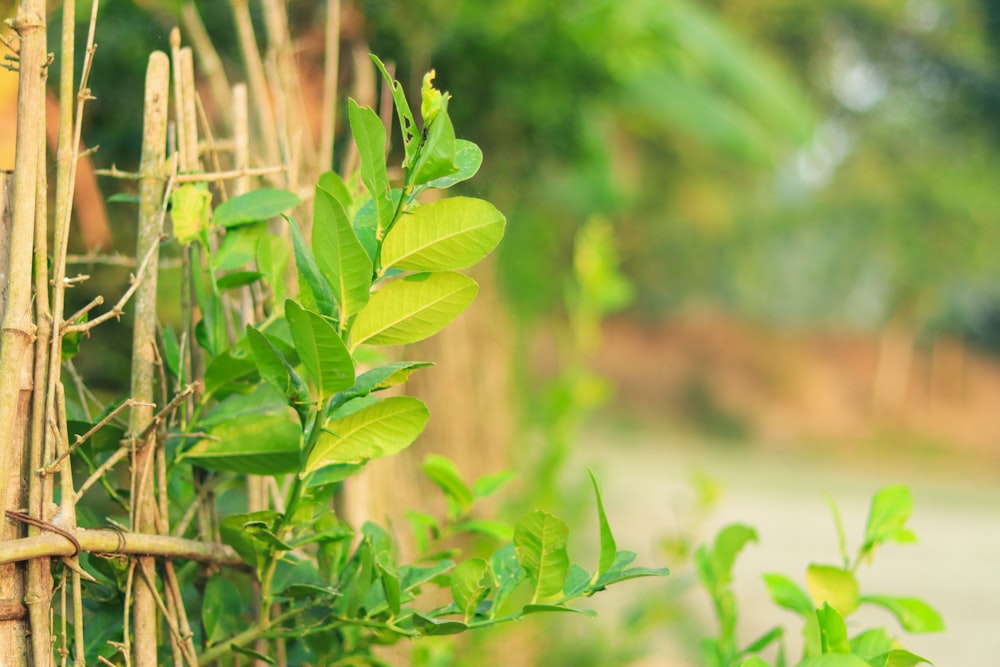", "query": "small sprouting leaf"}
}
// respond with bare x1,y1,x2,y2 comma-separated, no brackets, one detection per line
473,470,516,500
371,55,420,168
213,188,301,228
859,595,945,633
863,485,915,554
816,603,850,654
304,396,429,473
588,470,617,577
351,272,478,349
763,573,814,617
593,550,669,588
806,565,859,616
349,99,394,233
170,183,212,245
513,510,570,603
288,215,337,316
411,97,458,186
424,140,482,189
423,455,474,516
202,576,243,645
284,299,354,400
451,557,493,622
313,185,372,320
741,626,783,656
421,70,446,127
381,197,505,272
710,524,758,586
